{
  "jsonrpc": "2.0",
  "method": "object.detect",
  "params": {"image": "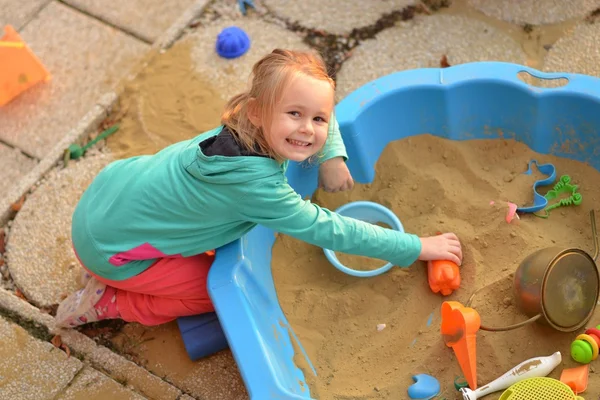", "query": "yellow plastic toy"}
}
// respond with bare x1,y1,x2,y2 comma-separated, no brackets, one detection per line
499,377,584,400
0,25,51,106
